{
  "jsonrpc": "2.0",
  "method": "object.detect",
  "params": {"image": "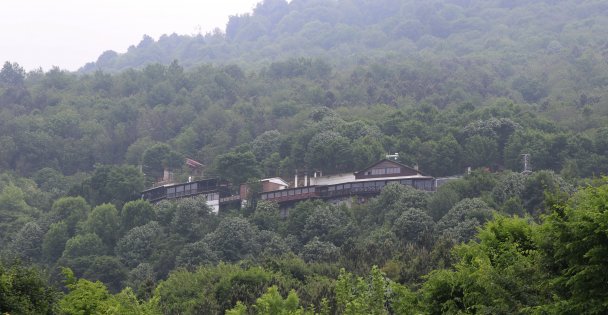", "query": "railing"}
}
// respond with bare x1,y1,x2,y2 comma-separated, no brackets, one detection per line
264,192,319,203
220,195,241,203
319,186,383,198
